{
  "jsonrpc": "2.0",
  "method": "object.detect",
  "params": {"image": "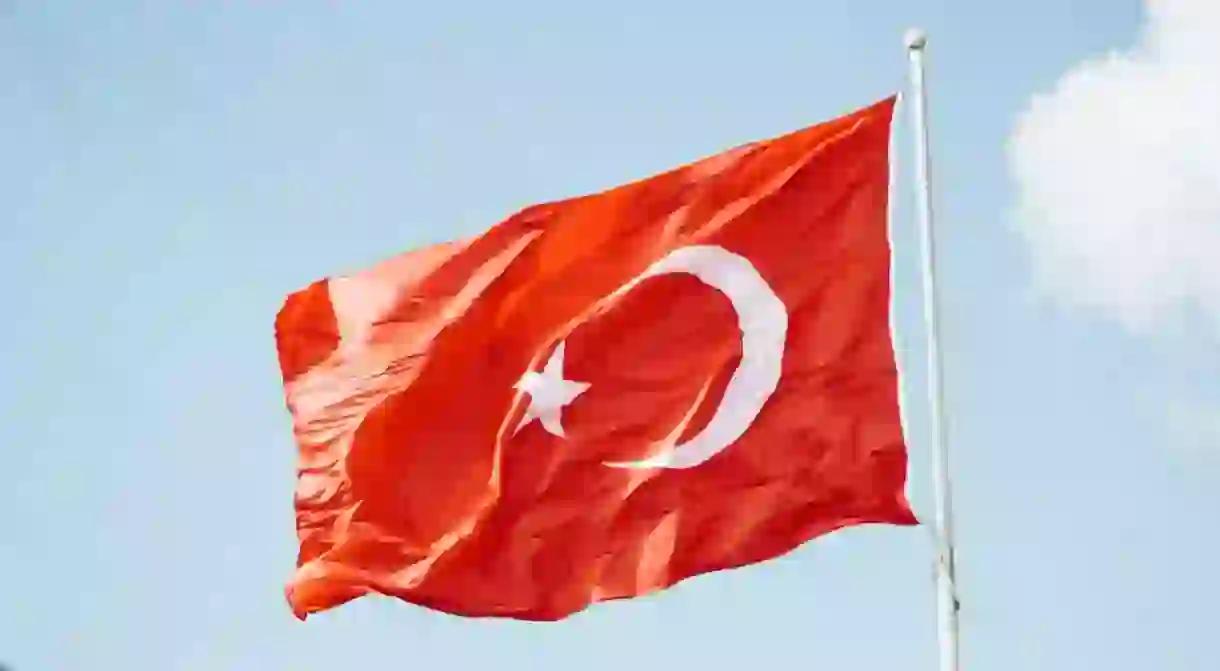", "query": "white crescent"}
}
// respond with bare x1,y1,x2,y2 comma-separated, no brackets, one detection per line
601,245,789,469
